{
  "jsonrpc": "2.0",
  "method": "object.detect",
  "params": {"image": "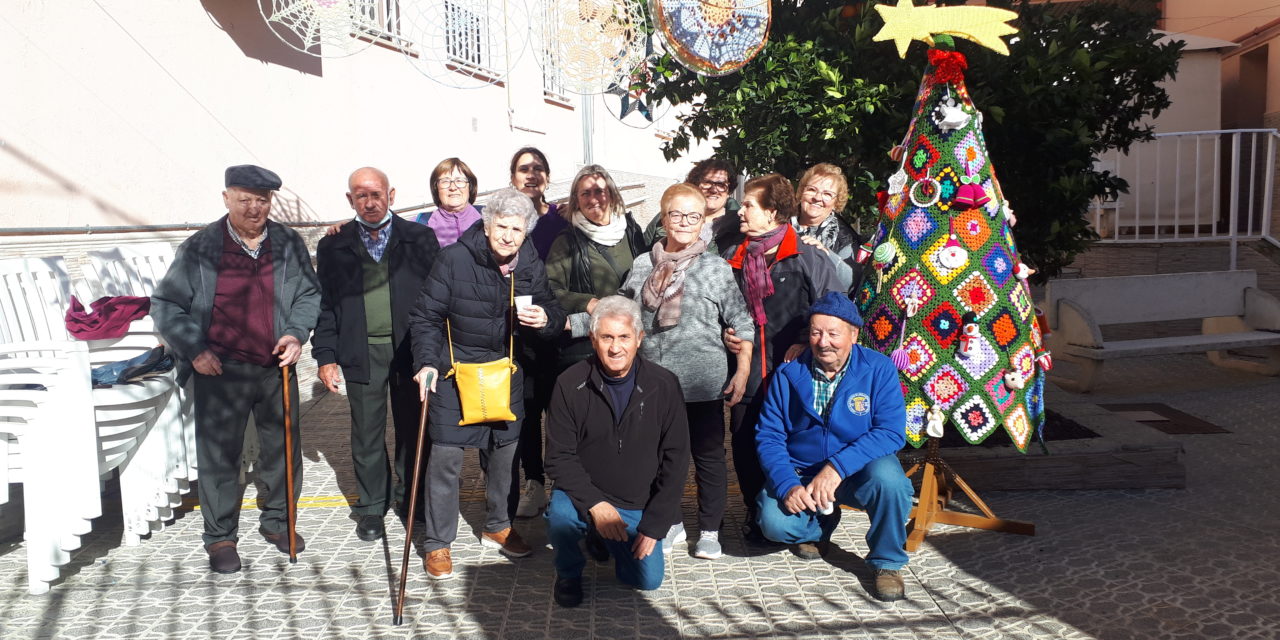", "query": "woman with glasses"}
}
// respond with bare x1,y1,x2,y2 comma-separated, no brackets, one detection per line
545,165,647,371
793,163,863,293
416,158,483,249
617,183,754,560
644,158,745,255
